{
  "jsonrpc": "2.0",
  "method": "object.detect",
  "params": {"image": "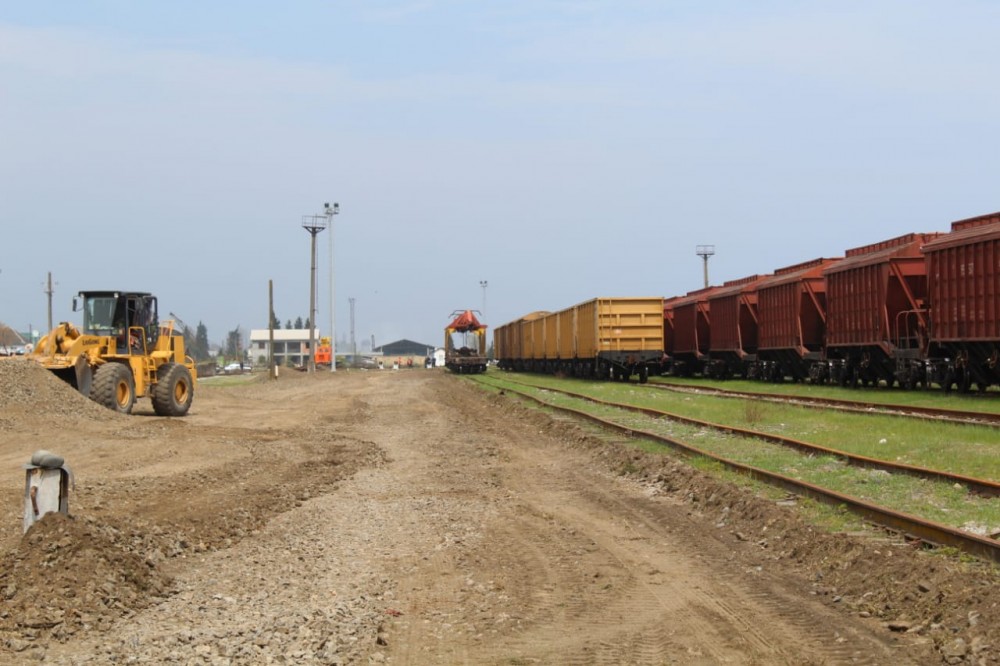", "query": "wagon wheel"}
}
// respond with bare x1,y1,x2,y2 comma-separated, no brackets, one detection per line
958,371,973,394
